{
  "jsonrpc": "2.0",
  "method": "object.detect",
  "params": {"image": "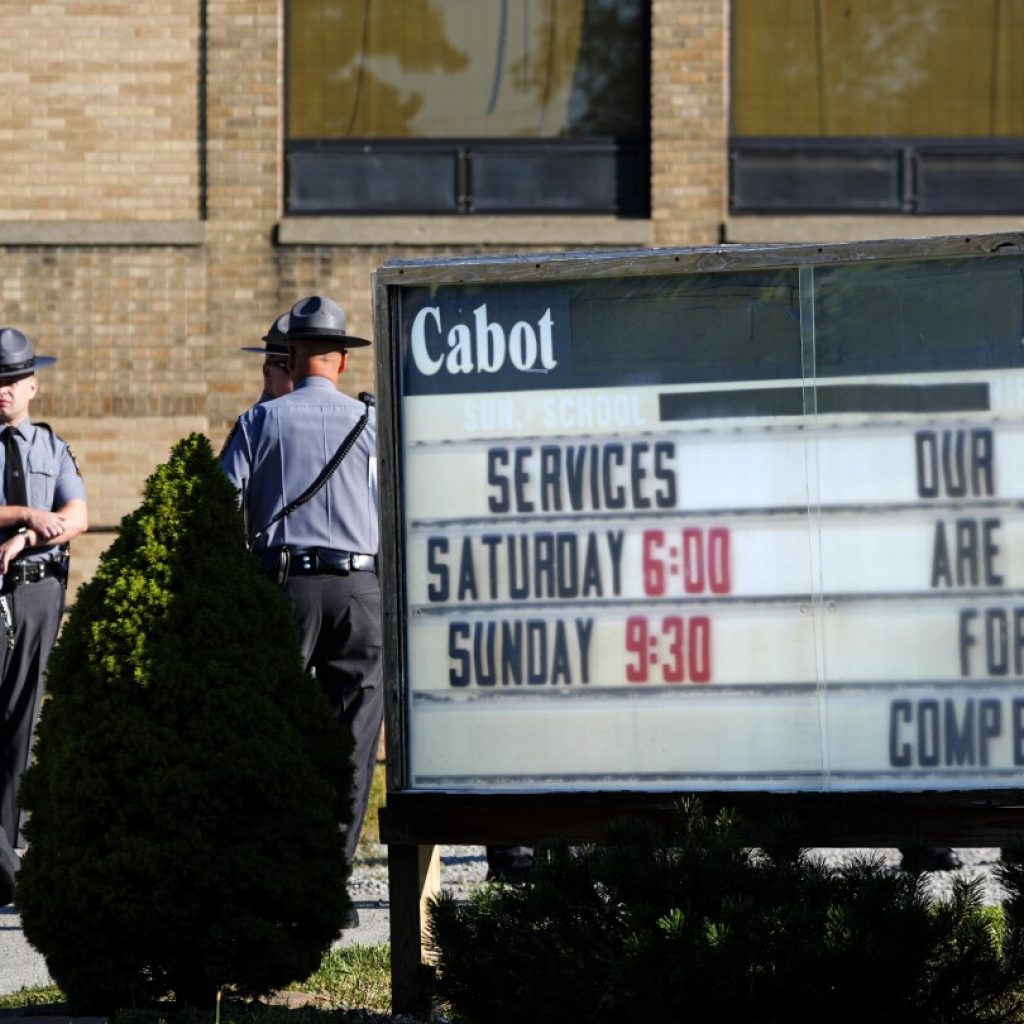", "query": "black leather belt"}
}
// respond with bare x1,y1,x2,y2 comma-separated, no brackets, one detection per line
259,546,377,580
3,559,65,590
